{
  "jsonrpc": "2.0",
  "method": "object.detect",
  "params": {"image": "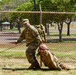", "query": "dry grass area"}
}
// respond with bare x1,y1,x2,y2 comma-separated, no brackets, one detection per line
0,28,76,75
0,42,76,75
